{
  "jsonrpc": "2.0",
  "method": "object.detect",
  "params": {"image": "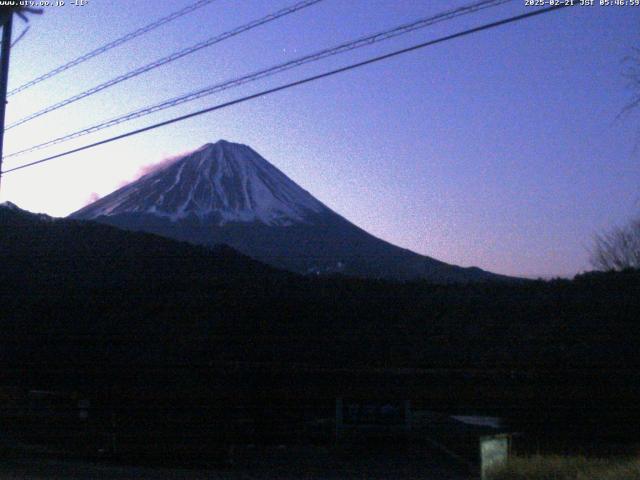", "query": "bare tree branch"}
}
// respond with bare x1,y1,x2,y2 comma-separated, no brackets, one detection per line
617,48,640,120
591,218,640,271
